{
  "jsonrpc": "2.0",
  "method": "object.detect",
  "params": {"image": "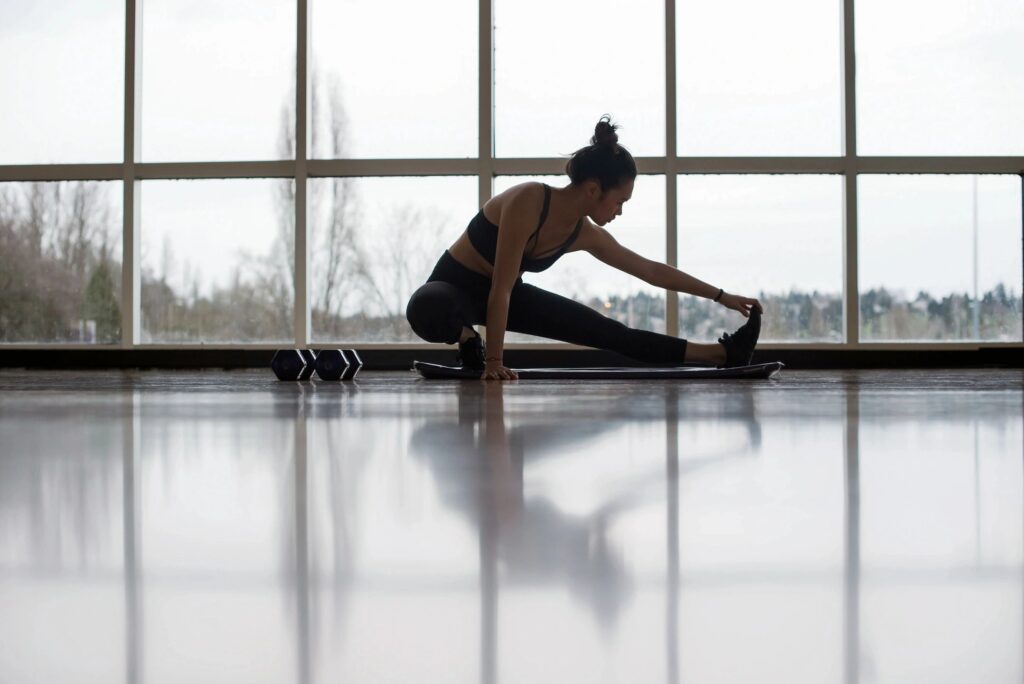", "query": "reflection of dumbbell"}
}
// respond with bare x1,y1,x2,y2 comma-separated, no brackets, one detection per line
314,348,362,381
271,349,318,381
